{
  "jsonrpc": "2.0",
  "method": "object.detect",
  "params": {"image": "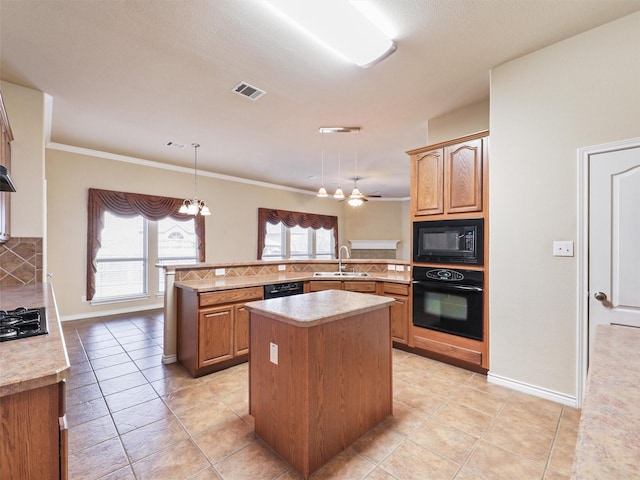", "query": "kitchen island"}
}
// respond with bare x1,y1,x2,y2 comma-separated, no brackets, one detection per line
245,289,394,479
